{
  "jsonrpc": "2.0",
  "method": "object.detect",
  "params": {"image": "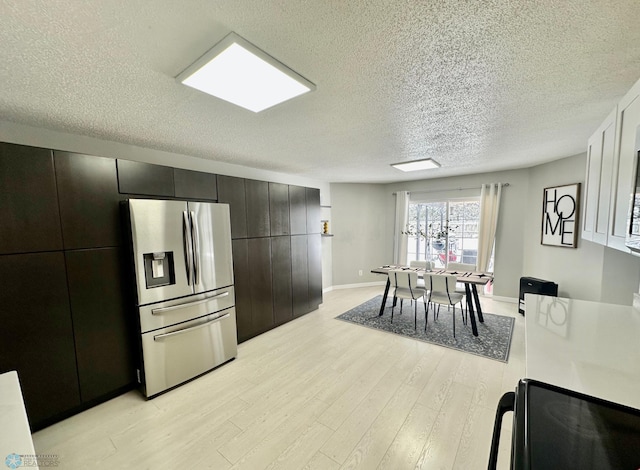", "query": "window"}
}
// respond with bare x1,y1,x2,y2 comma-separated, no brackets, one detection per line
407,199,493,270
